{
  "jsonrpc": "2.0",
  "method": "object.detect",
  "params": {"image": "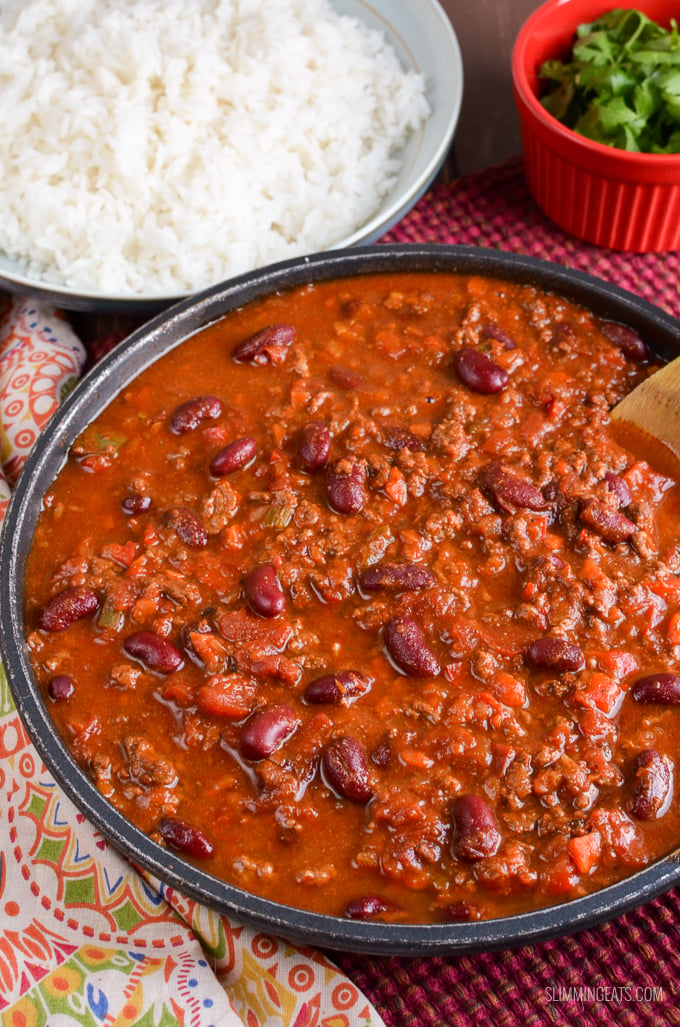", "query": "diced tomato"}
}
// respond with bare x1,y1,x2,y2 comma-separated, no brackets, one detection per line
579,557,610,589
67,715,102,760
131,594,161,623
578,706,618,743
475,619,537,657
480,428,515,456
289,378,311,410
399,749,434,769
236,652,301,684
193,556,241,594
575,672,622,716
384,467,408,506
101,541,139,567
520,409,552,440
542,852,581,896
490,743,516,776
375,328,406,358
202,424,230,445
568,831,601,875
590,809,647,869
189,631,230,674
143,523,161,546
162,679,195,708
595,649,638,681
491,672,527,708
222,524,246,549
444,661,465,684
197,674,256,719
216,609,292,652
